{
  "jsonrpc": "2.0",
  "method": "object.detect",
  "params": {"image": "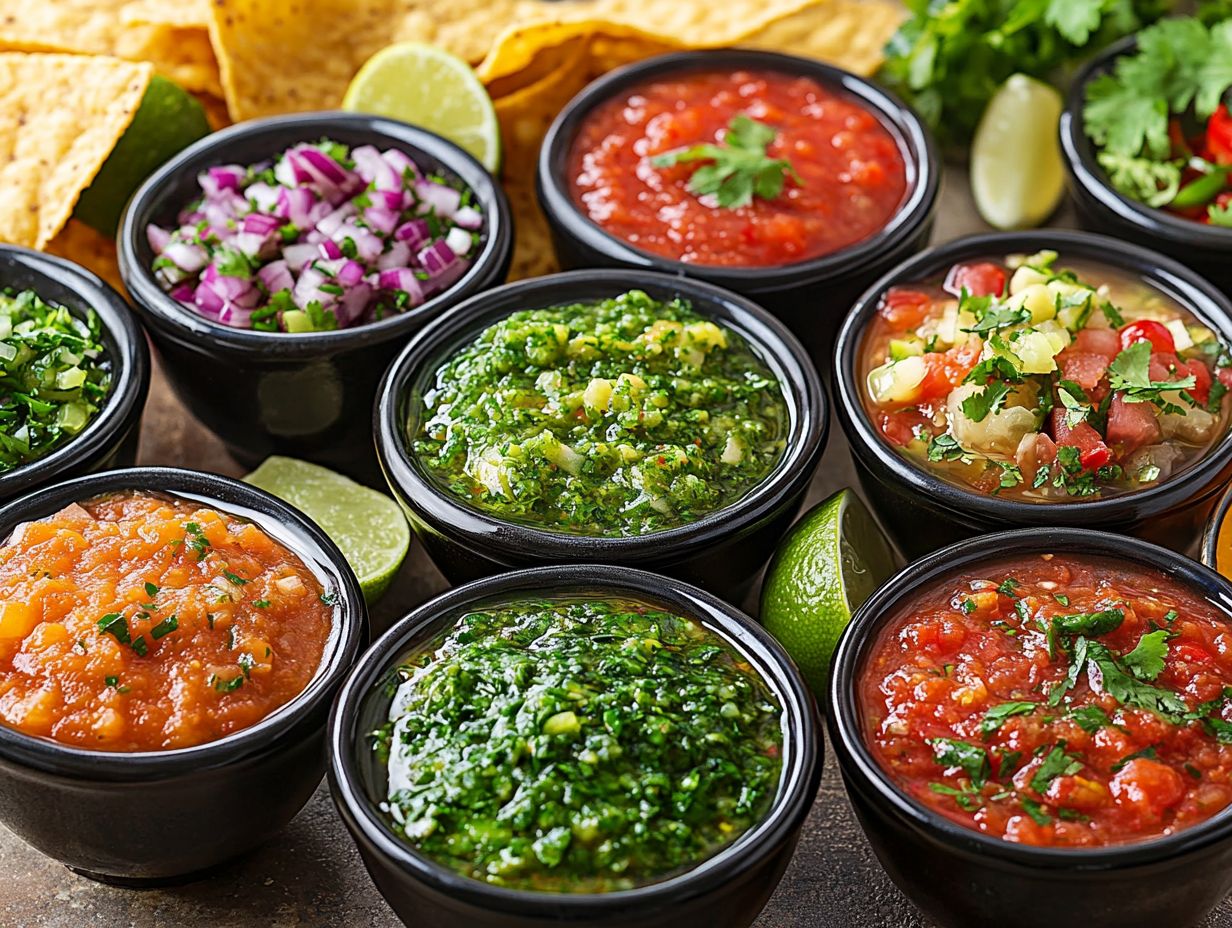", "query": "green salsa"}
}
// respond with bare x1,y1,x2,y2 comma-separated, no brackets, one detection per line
0,289,111,473
376,598,784,892
410,290,788,536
